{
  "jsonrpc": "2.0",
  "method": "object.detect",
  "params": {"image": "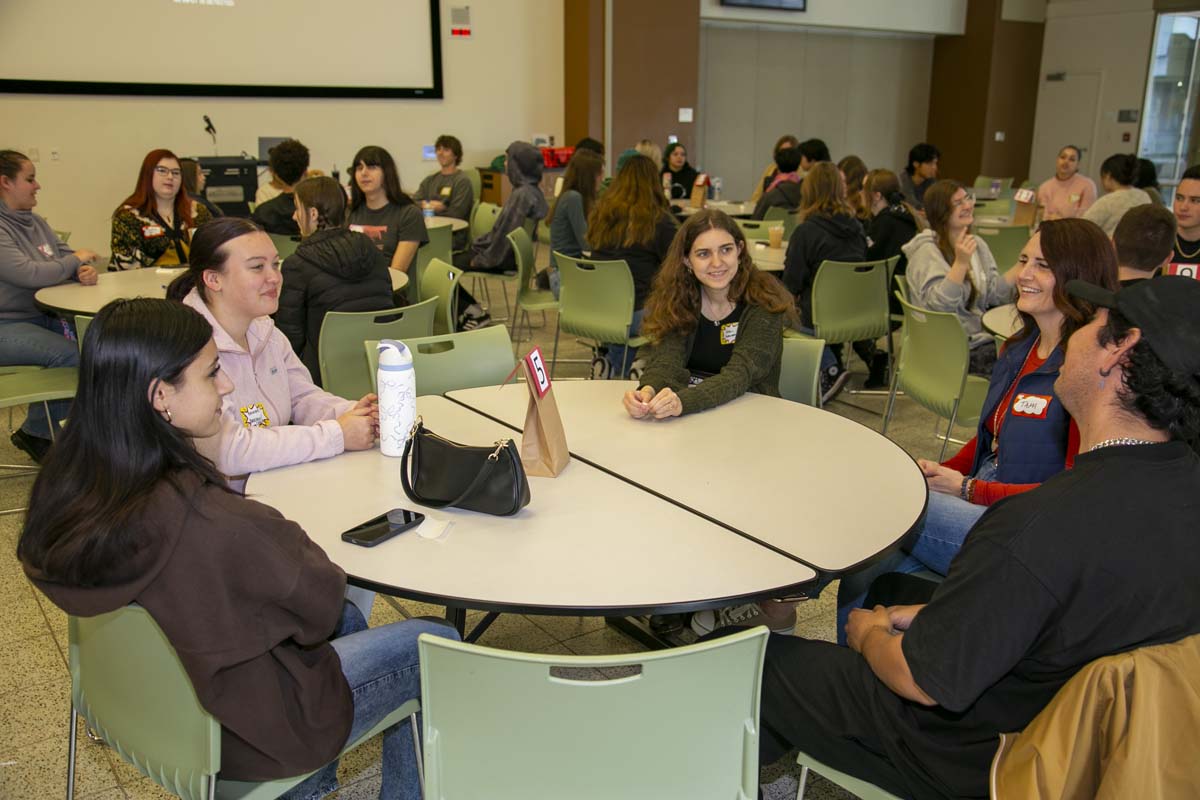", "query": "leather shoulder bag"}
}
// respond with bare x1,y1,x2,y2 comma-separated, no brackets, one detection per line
400,418,531,516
